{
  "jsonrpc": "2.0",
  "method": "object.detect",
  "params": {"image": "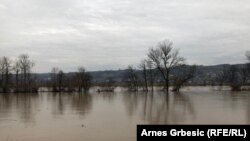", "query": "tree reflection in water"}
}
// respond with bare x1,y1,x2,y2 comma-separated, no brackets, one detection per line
49,92,93,117
96,92,116,102
0,93,39,124
216,90,250,123
0,92,93,124
71,92,93,116
123,92,195,124
1,89,250,126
